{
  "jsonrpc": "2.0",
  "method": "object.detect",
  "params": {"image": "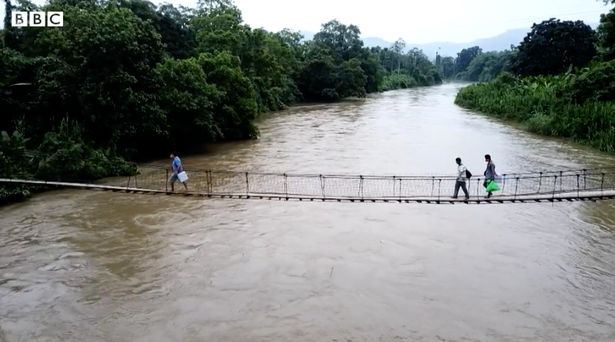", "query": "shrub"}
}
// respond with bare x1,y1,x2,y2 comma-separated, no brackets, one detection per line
455,61,615,153
566,60,615,103
34,120,136,181
0,130,34,204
